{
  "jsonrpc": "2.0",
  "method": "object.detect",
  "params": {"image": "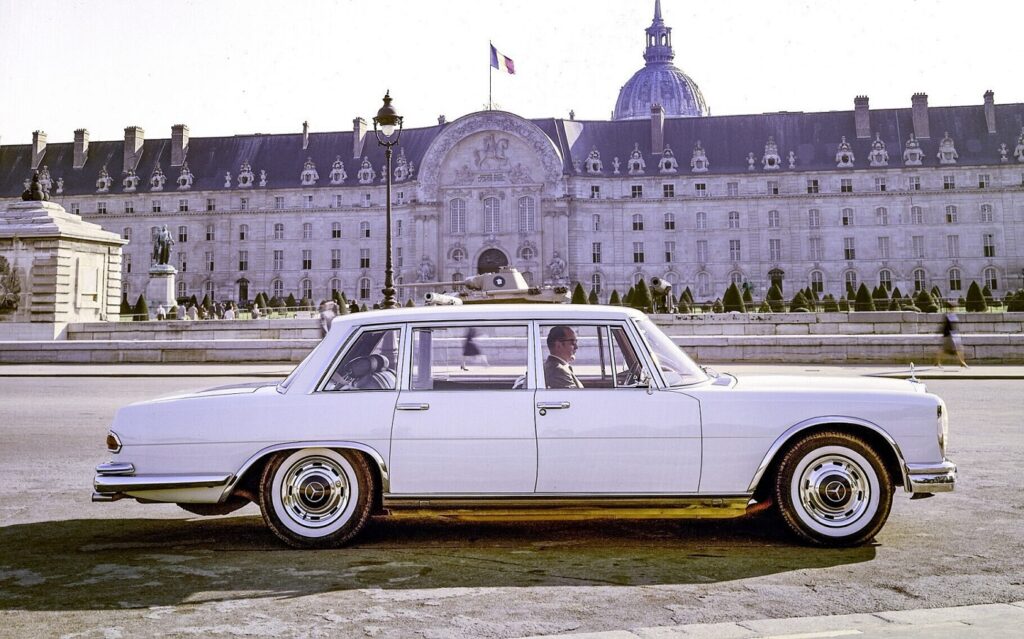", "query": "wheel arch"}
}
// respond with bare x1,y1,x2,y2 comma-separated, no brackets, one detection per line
220,441,390,505
748,417,906,500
